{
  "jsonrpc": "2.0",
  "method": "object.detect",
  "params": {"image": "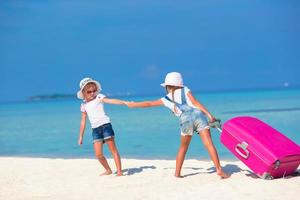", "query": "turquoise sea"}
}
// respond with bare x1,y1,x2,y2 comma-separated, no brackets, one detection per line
0,89,300,160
